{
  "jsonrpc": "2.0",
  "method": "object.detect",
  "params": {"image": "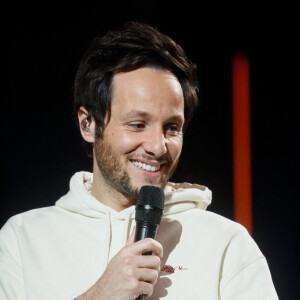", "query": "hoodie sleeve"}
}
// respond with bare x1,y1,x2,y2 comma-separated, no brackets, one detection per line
0,220,27,299
219,225,278,300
